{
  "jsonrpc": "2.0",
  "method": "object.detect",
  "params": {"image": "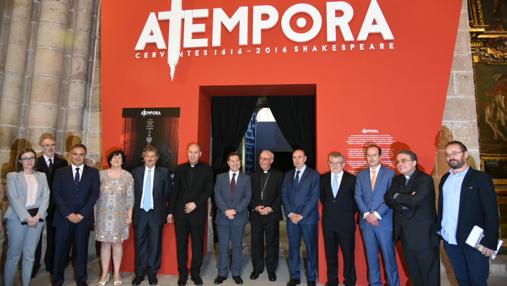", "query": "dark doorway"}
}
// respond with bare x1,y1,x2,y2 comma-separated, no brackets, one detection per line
210,93,316,175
